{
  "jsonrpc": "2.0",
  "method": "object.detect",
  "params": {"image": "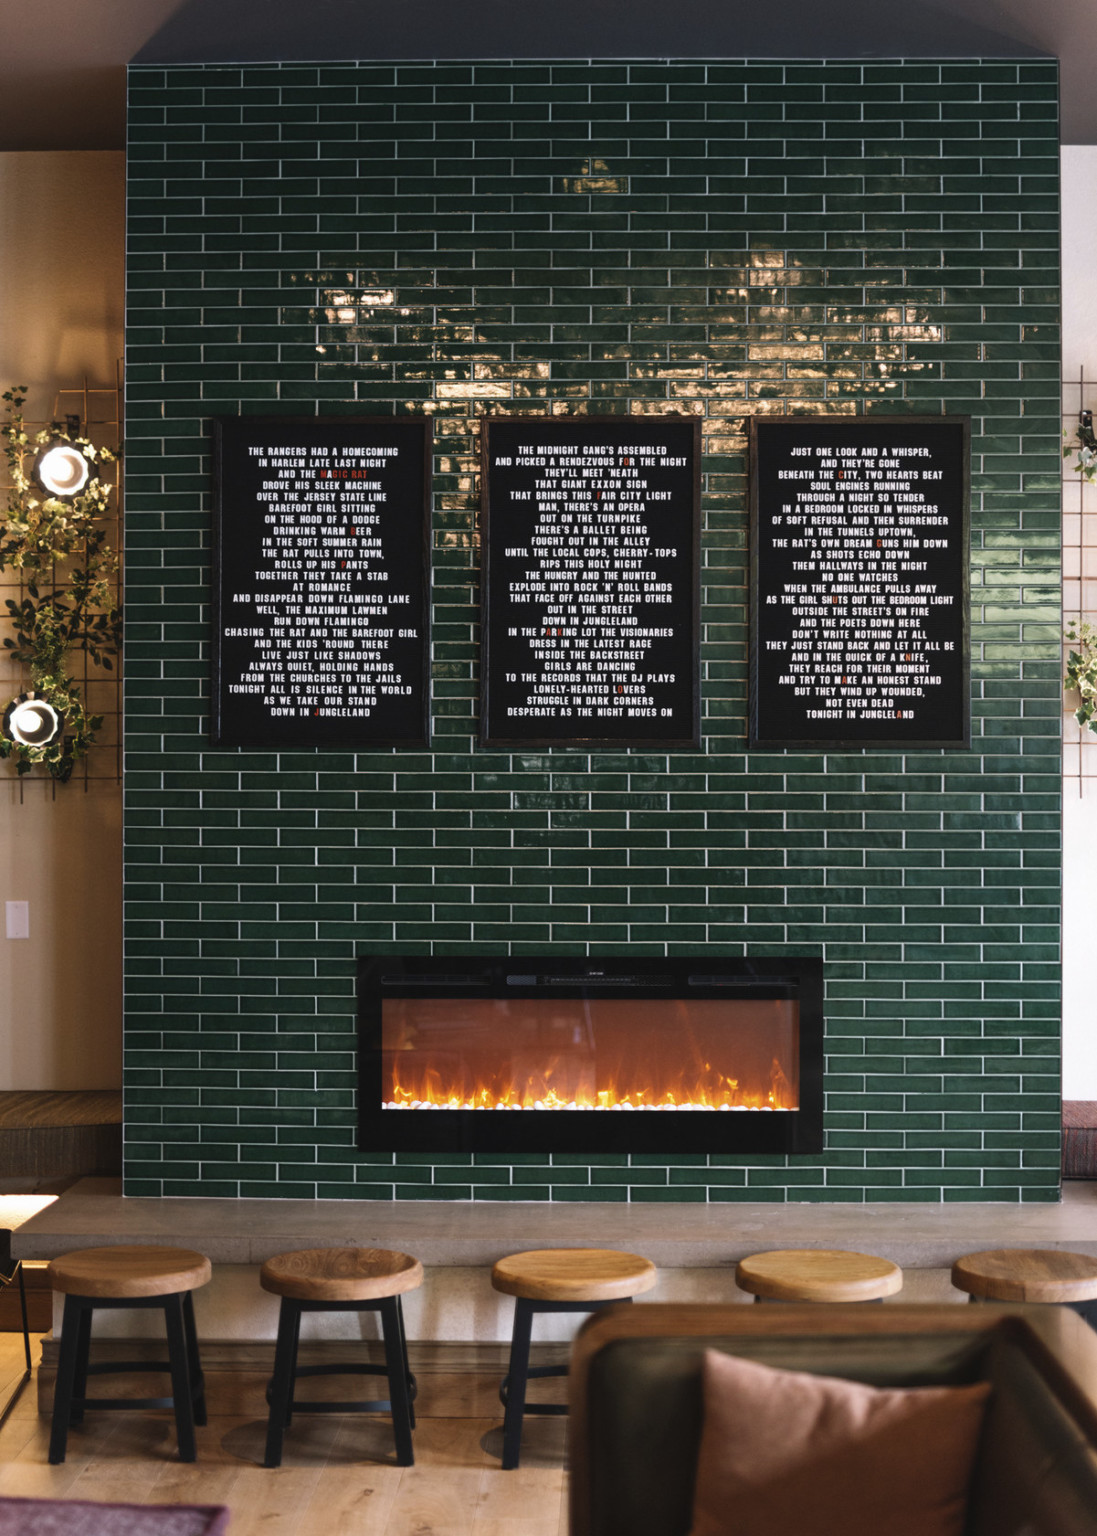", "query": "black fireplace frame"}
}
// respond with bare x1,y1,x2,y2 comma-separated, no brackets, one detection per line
357,955,824,1156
